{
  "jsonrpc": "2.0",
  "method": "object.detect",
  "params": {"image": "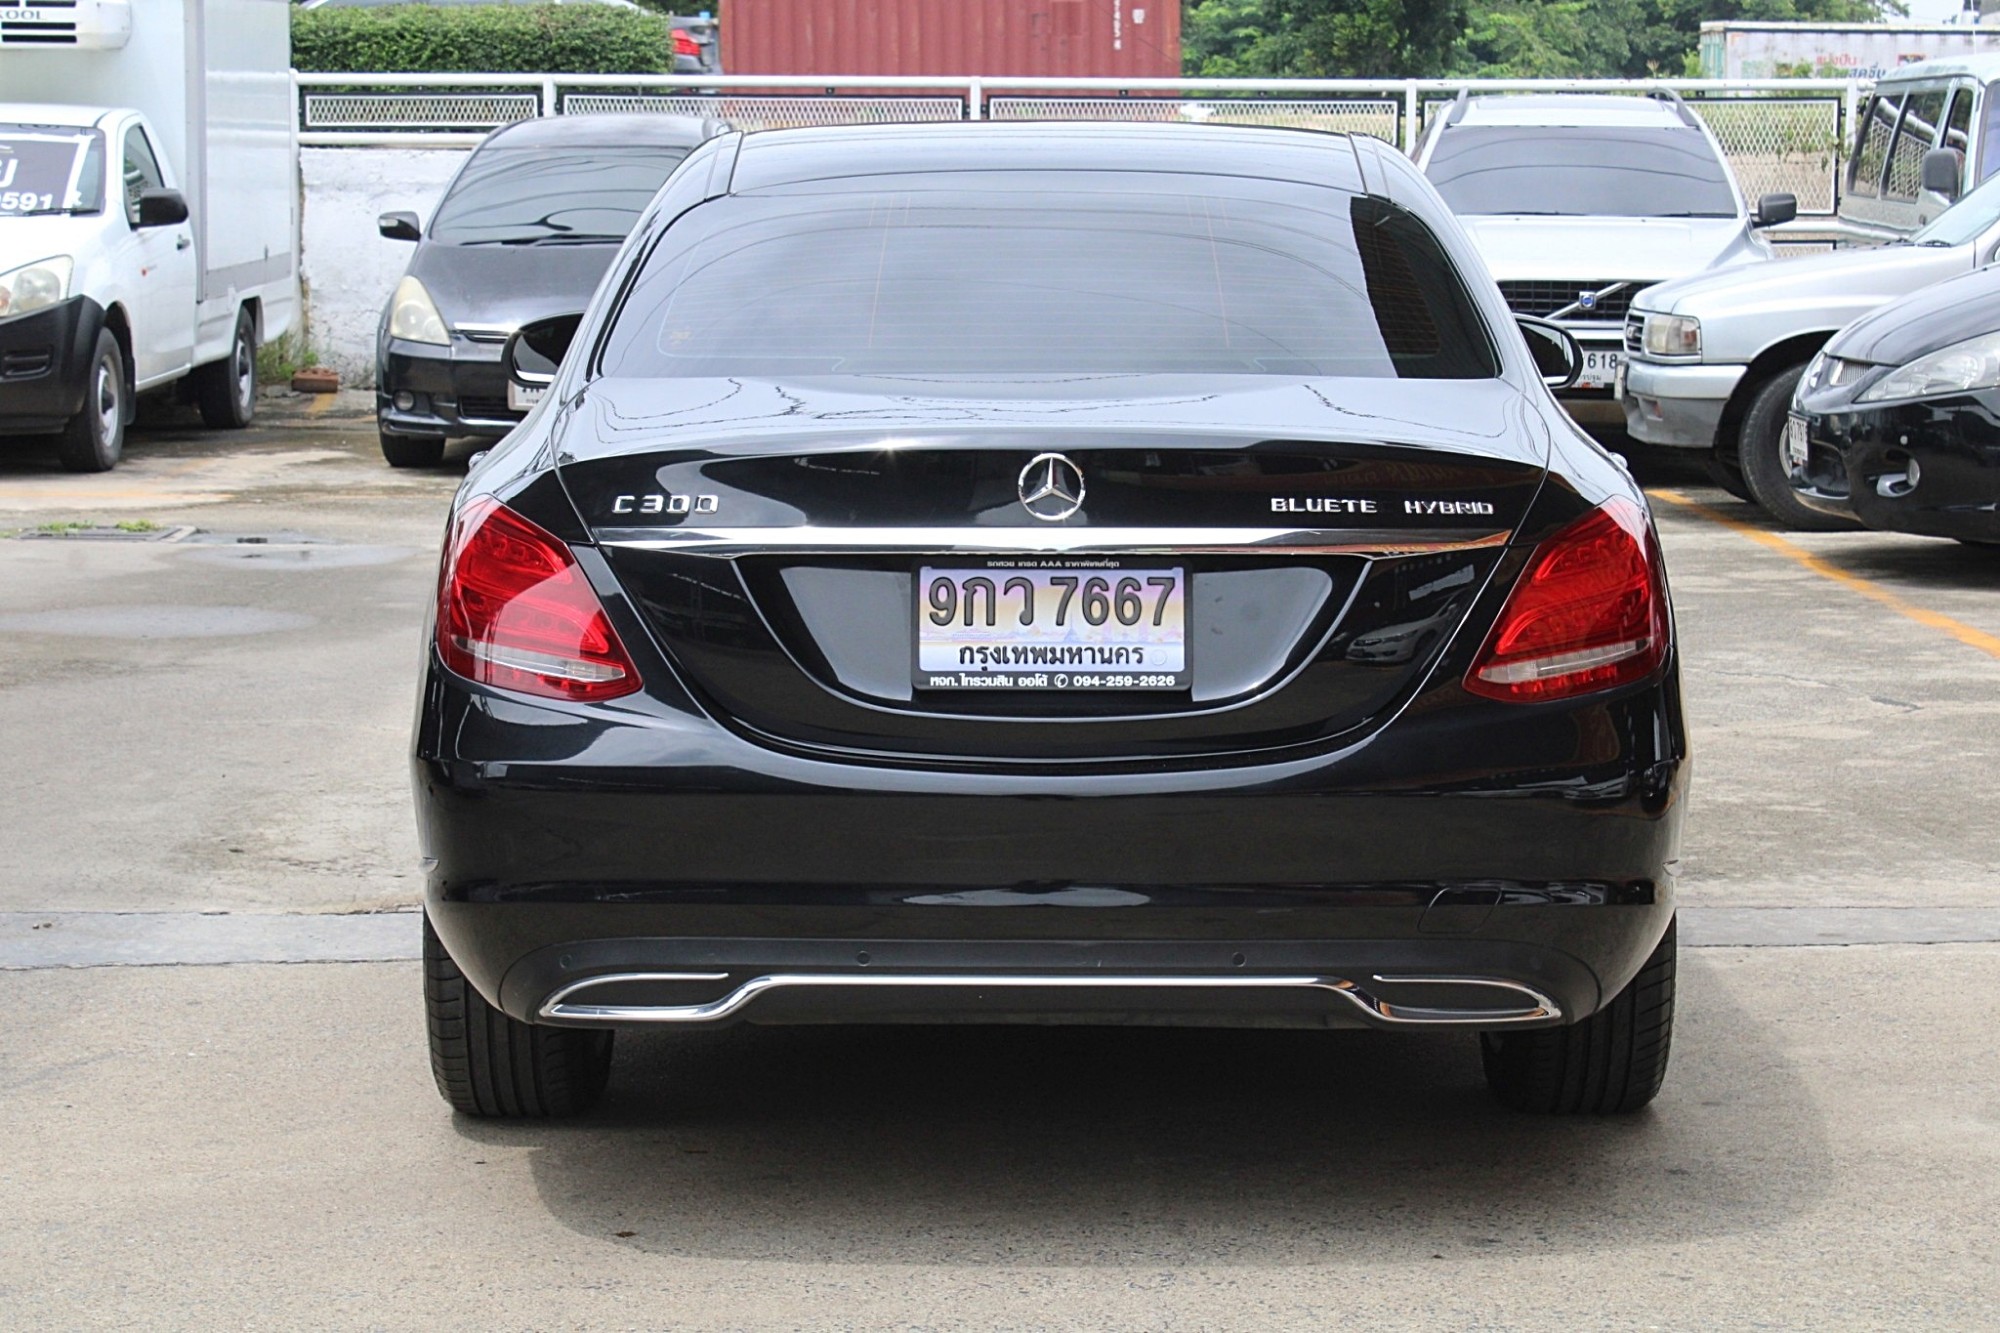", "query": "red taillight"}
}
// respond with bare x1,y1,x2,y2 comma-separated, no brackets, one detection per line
672,28,701,56
1464,497,1667,703
436,498,640,702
